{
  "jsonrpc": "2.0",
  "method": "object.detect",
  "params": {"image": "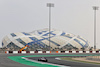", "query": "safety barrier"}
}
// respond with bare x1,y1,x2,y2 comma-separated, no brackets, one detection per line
5,51,100,54
56,51,100,53
5,51,51,54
